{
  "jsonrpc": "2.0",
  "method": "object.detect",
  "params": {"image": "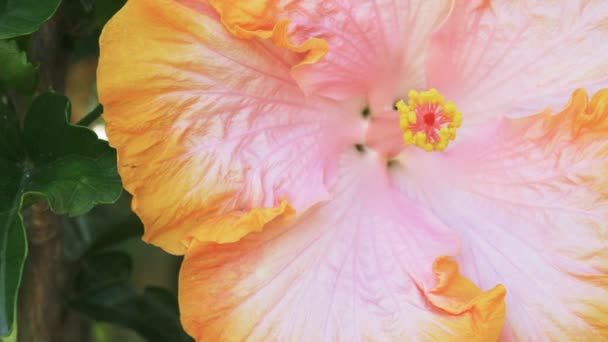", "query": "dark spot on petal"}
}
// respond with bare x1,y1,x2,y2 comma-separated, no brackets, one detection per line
361,106,370,118
355,144,366,153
